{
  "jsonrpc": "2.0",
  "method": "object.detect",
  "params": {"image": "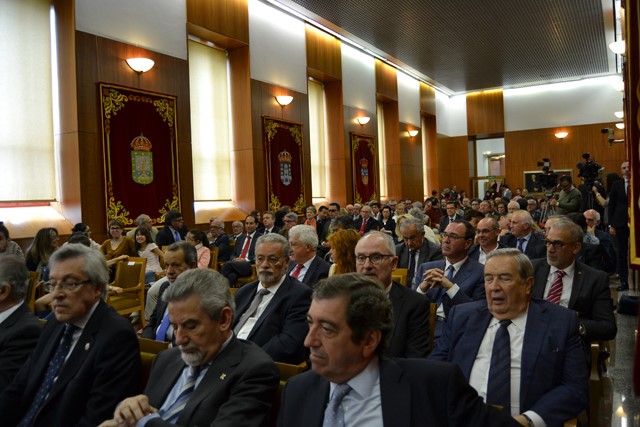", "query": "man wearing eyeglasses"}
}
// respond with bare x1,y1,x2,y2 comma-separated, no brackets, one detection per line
356,231,430,357
208,217,231,262
232,233,311,364
414,220,485,341
468,217,505,265
0,244,140,426
531,219,616,344
396,217,443,287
